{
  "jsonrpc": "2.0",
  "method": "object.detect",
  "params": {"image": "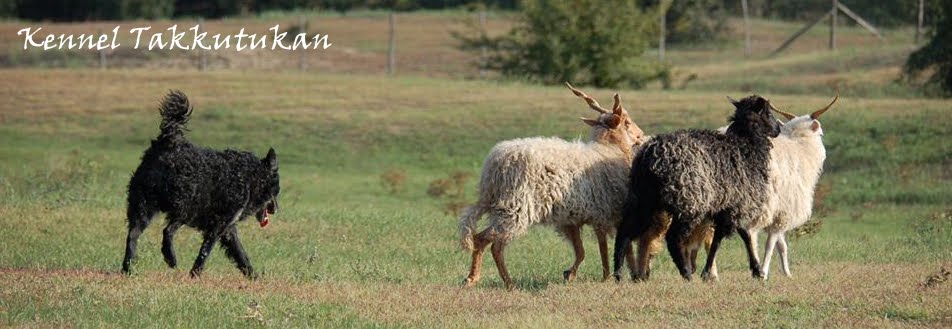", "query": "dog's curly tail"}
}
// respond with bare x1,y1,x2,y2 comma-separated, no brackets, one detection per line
158,90,192,141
